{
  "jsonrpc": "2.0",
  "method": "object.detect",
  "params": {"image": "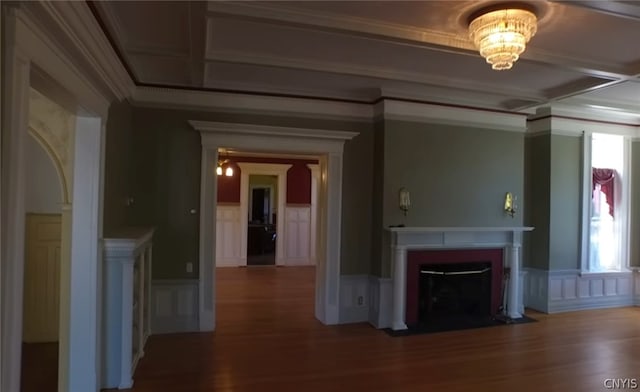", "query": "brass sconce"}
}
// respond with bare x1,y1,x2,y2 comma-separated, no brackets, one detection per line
504,192,517,218
399,187,410,216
